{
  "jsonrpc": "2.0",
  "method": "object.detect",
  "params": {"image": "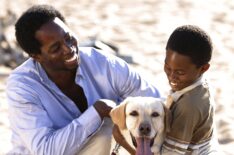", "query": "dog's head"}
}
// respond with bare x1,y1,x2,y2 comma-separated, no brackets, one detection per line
110,96,170,153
